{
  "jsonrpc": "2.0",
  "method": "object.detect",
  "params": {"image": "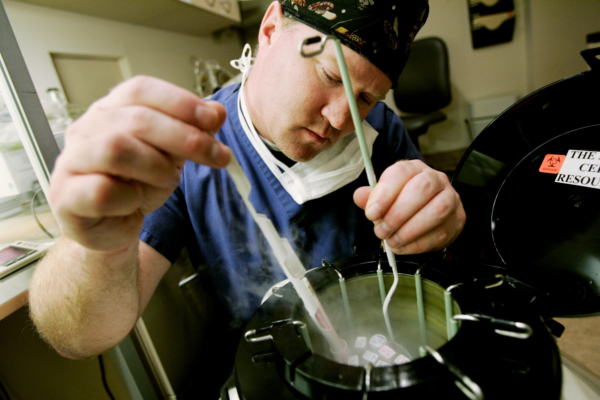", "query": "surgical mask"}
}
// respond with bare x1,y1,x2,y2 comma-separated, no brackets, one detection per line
231,44,379,205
